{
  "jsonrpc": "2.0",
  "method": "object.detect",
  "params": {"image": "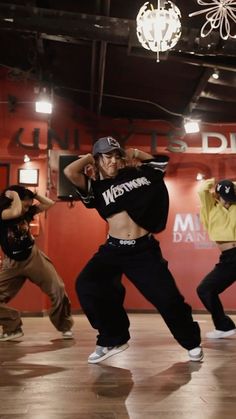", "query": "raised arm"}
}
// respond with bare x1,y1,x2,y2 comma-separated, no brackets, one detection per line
34,193,55,213
126,148,169,175
198,178,216,208
125,148,154,162
1,190,22,220
198,178,216,230
63,154,95,190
